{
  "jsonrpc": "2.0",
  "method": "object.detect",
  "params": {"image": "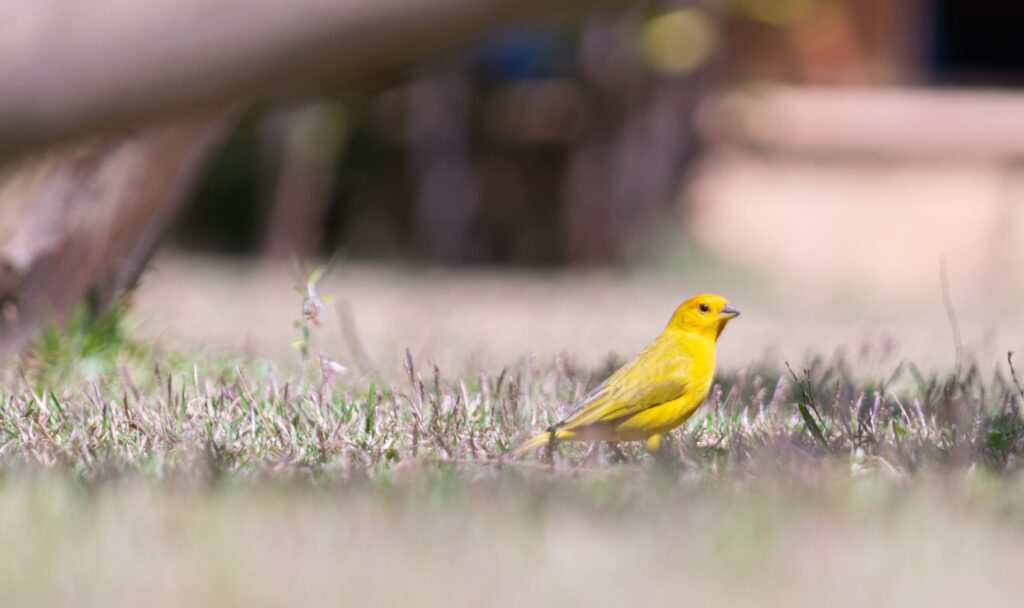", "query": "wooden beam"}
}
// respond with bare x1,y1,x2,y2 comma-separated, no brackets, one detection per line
704,86,1024,160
